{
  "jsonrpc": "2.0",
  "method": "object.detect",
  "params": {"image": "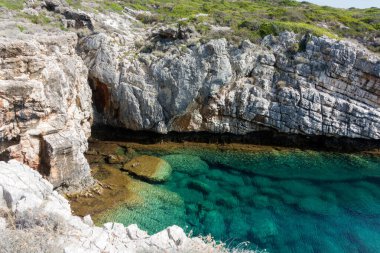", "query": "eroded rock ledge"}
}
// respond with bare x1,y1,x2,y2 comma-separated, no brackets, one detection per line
0,160,228,253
